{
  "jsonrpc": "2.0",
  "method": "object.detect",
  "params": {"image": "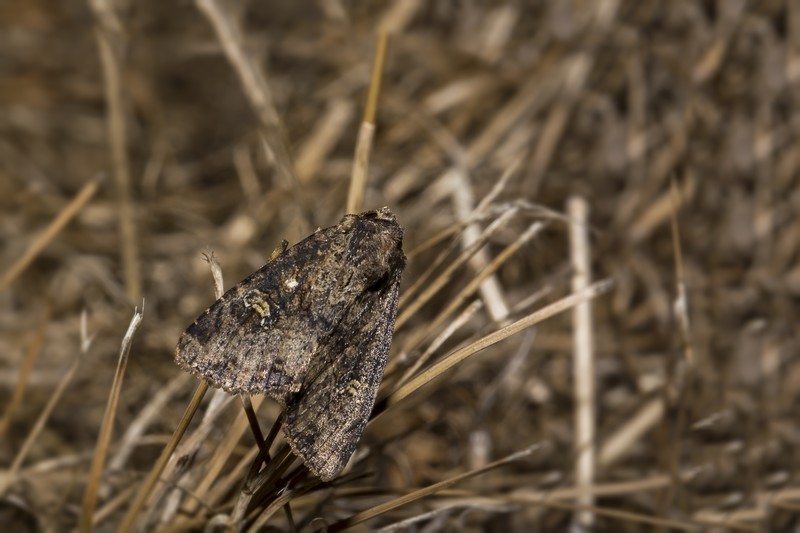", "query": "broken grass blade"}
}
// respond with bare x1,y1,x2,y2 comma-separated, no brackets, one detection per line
80,306,144,532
